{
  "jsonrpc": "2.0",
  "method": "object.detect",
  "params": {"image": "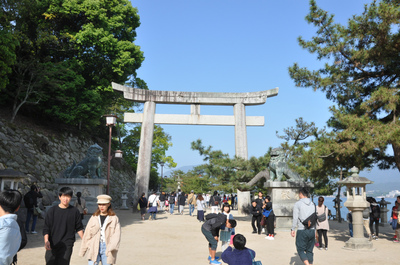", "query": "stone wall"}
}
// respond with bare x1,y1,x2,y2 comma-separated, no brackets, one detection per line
0,118,135,208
